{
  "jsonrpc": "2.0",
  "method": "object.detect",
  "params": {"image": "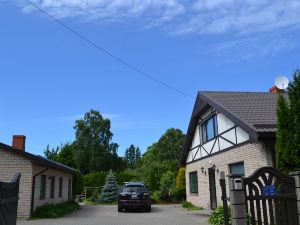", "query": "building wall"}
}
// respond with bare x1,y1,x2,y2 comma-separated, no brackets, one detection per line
32,165,73,211
0,149,33,218
185,141,274,208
